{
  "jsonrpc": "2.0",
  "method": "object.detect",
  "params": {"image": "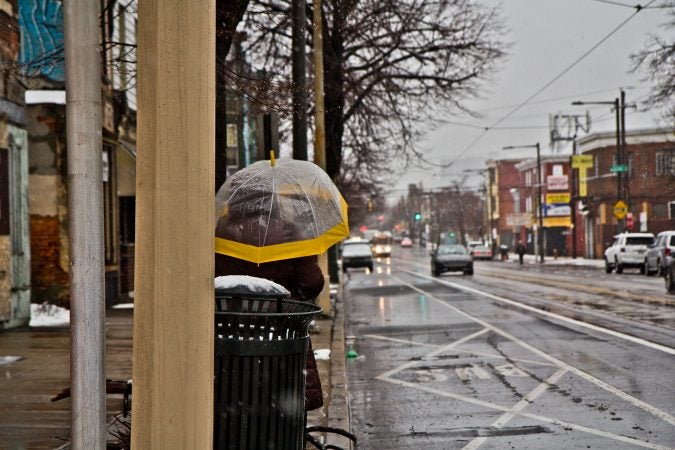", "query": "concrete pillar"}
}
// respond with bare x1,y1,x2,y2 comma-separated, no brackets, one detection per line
132,0,215,447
